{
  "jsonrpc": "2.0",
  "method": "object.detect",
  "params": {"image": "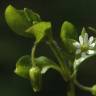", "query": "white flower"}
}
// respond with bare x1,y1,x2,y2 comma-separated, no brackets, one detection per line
73,32,96,56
